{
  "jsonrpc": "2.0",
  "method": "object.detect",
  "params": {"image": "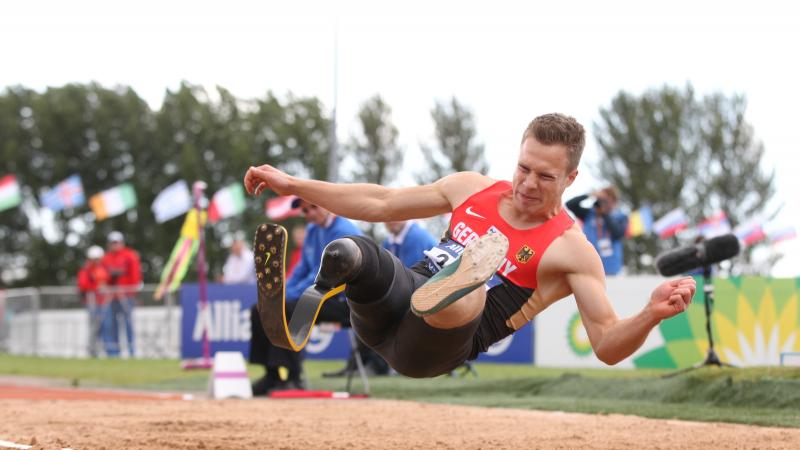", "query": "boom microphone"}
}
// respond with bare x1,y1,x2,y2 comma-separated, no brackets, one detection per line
655,234,741,276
